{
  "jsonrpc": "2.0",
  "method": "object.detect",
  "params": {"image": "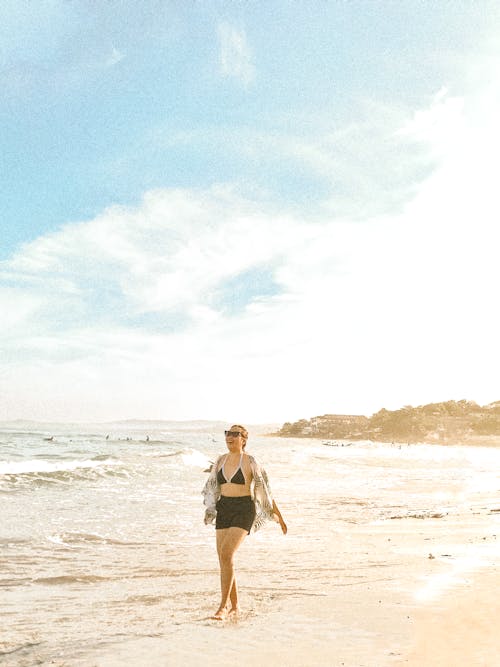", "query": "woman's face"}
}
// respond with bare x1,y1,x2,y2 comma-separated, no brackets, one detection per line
225,426,245,451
